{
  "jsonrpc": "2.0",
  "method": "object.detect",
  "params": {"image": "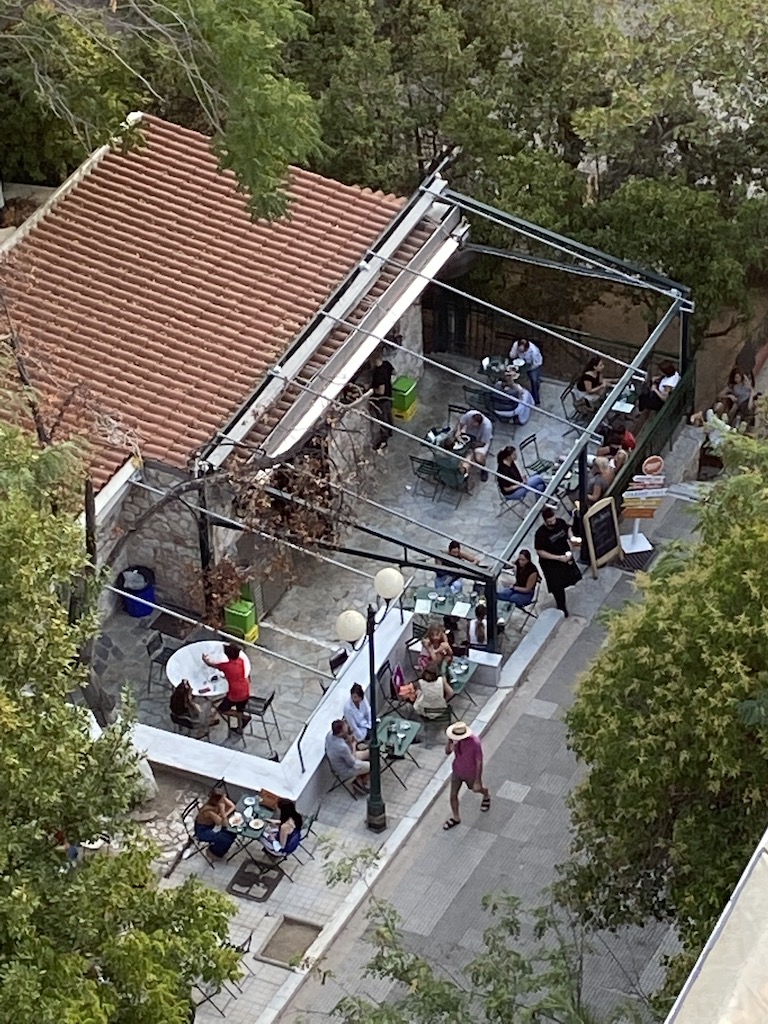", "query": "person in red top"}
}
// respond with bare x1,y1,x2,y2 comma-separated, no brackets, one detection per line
202,643,251,729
